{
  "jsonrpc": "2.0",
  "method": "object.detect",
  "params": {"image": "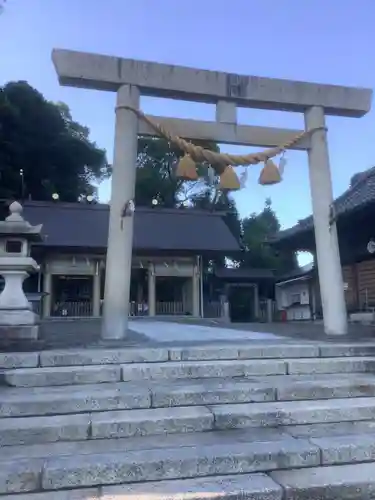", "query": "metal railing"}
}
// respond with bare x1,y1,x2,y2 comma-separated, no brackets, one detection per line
129,302,148,316
44,300,221,318
156,301,185,315
51,301,93,318
203,301,222,318
259,299,277,322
